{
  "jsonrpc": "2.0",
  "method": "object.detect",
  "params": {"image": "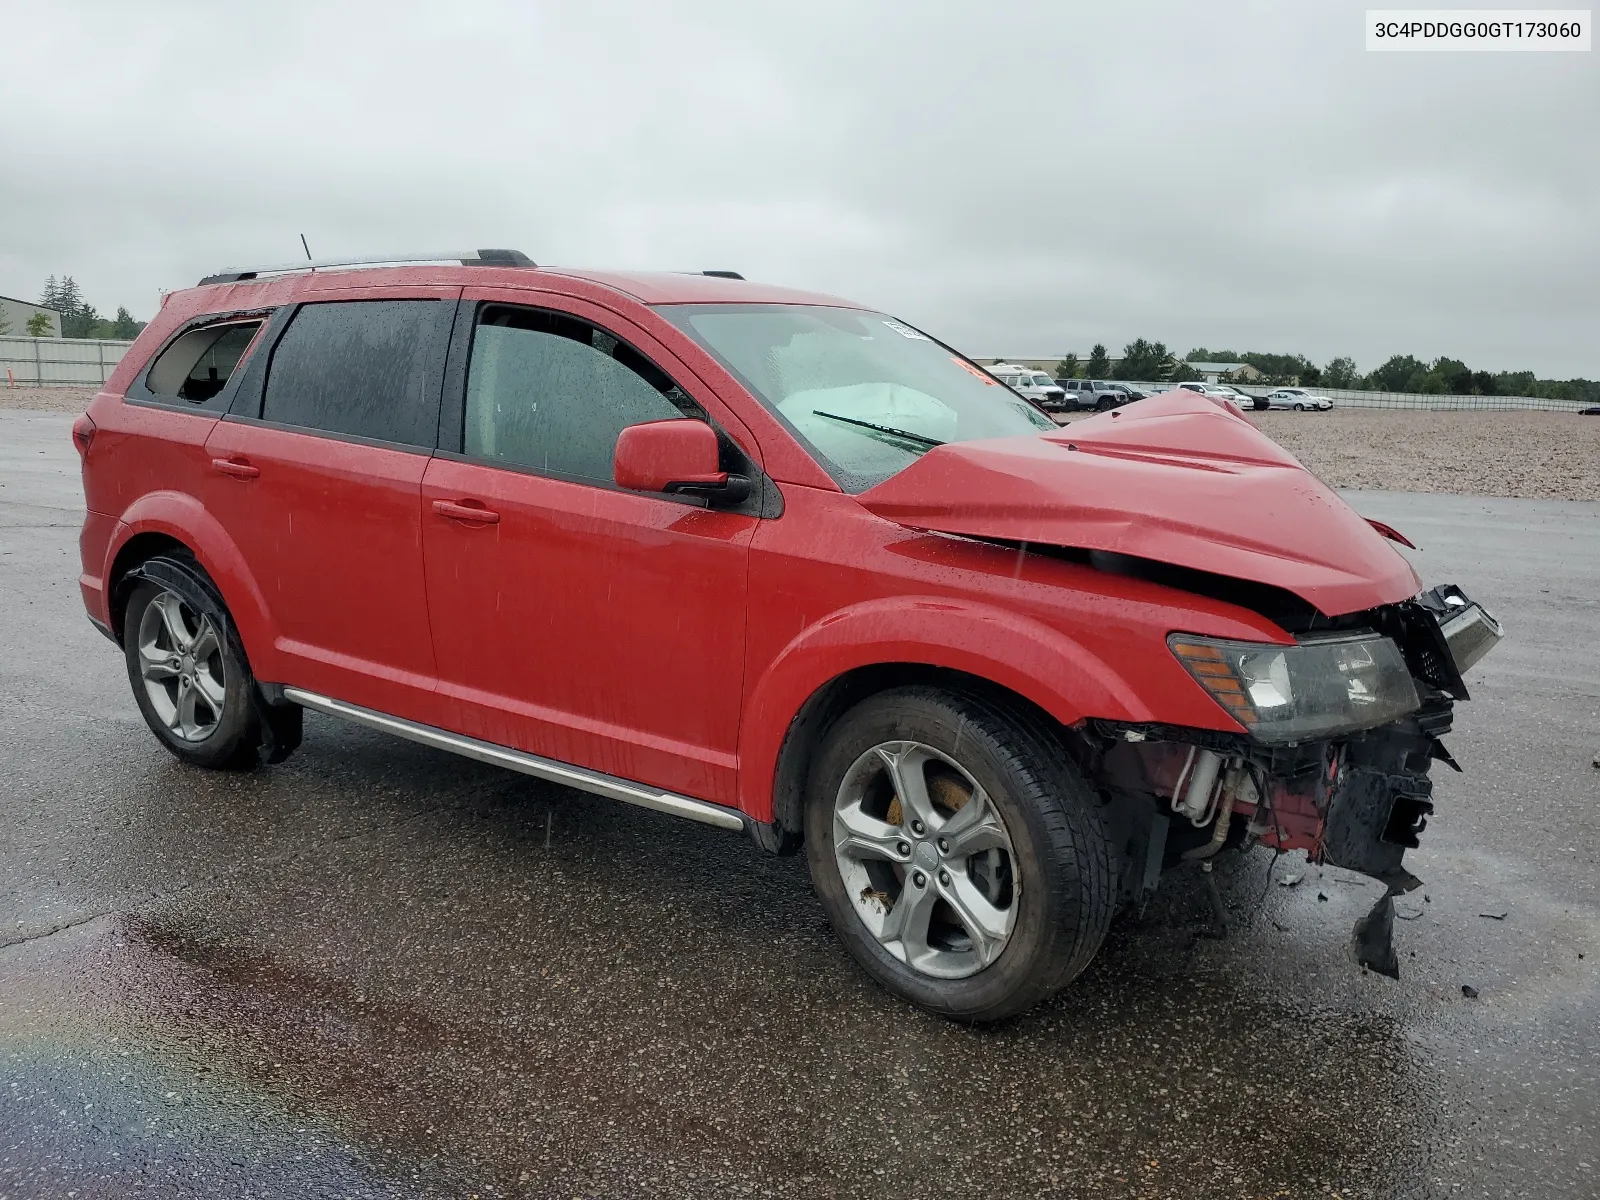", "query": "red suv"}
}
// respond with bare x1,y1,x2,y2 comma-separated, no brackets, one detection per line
74,251,1502,1020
